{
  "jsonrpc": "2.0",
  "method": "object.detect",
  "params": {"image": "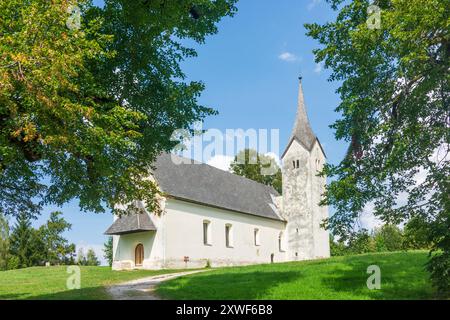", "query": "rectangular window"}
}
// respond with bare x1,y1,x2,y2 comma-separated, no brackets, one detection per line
203,221,210,245
279,232,285,252
254,228,260,246
225,224,233,247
